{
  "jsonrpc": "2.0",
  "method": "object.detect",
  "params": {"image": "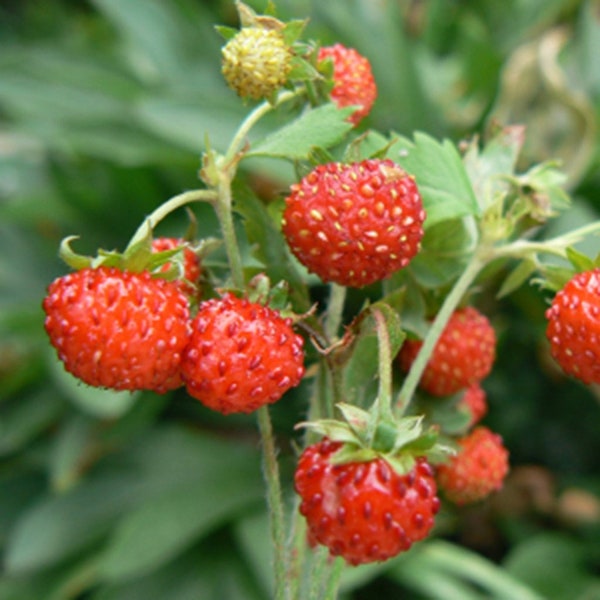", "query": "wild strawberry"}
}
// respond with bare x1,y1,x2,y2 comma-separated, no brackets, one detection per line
43,266,191,393
545,268,600,384
295,438,440,565
221,27,292,100
282,159,425,288
436,426,509,505
318,43,377,126
152,237,201,298
398,307,496,397
457,382,488,428
181,293,304,414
